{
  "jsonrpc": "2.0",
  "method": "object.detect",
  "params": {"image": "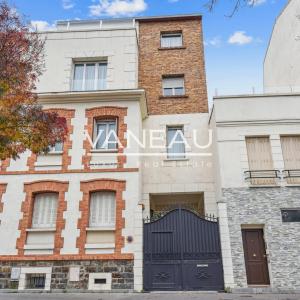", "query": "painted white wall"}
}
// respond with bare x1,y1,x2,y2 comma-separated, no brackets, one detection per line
142,113,217,216
264,0,300,93
36,28,138,93
211,94,300,189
